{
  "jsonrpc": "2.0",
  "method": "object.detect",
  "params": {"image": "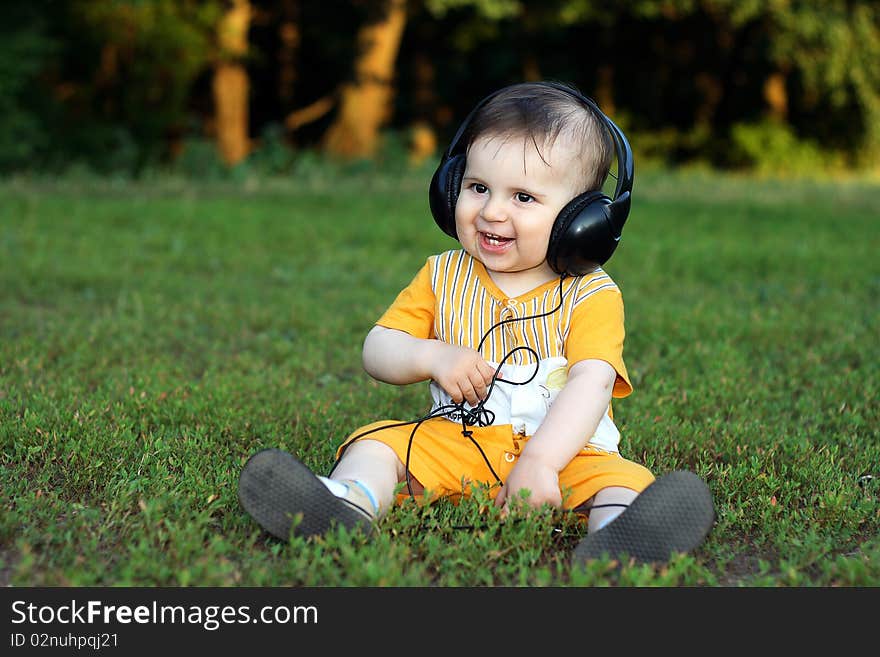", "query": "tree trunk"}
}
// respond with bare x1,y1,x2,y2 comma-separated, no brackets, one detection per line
213,0,252,165
522,52,542,82
408,51,437,166
594,65,615,115
694,72,723,125
763,71,788,121
277,0,299,108
322,0,407,159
